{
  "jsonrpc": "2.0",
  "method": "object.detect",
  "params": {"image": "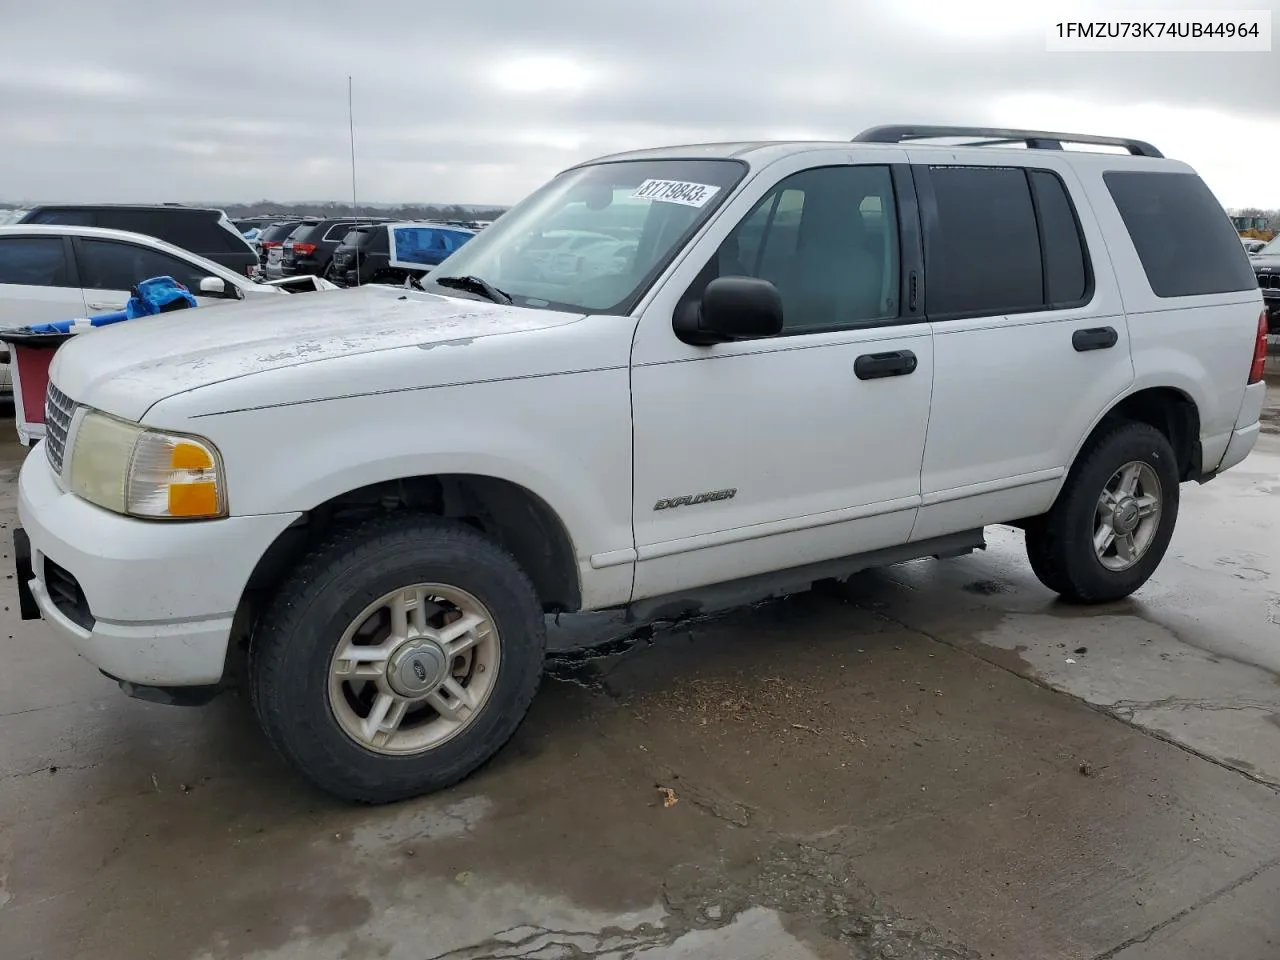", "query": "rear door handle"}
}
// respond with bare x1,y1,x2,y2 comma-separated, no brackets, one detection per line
855,350,917,380
1072,326,1118,352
